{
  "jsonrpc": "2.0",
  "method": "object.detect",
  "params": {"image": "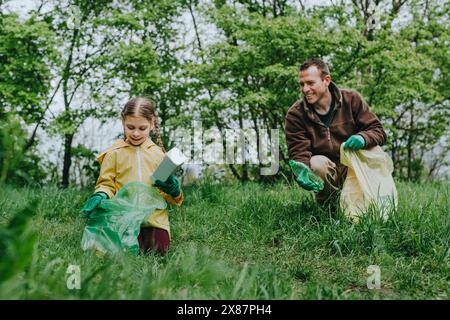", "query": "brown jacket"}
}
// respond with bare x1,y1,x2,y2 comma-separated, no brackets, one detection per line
285,82,387,167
